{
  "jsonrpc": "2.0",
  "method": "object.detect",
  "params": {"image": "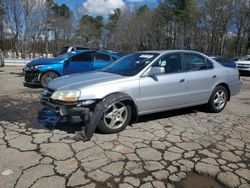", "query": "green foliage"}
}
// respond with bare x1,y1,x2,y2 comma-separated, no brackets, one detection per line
106,8,121,30
137,5,149,15
76,15,104,47
109,9,121,23
52,3,71,18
